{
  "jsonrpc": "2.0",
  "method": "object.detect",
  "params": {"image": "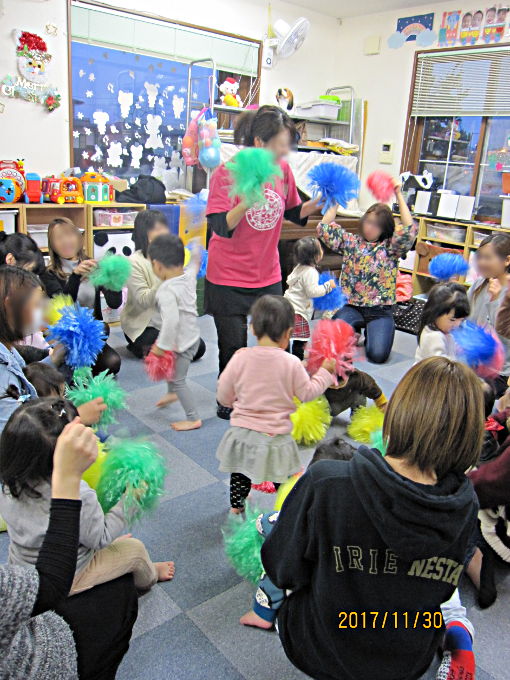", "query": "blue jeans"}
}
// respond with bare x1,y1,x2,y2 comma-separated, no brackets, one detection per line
334,305,395,364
